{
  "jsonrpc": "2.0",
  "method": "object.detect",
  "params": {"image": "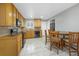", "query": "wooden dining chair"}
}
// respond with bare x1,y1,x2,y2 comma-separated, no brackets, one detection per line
49,31,61,54
64,32,79,56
